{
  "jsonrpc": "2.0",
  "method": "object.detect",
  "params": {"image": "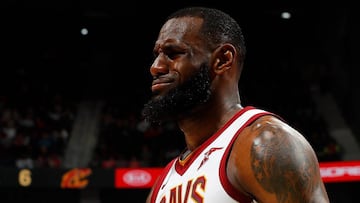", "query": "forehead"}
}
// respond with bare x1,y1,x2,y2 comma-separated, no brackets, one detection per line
157,17,203,43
